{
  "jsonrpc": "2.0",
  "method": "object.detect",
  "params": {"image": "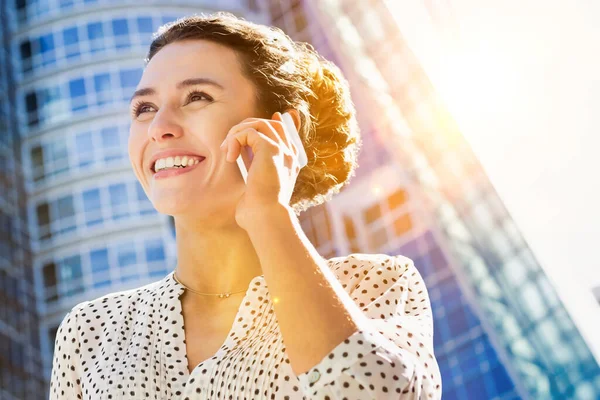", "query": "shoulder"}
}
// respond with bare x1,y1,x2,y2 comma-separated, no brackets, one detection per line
325,252,422,288
325,253,430,313
57,274,171,334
